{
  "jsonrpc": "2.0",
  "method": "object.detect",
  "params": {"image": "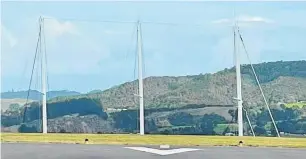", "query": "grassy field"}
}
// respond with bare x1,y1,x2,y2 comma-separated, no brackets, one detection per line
1,98,33,111
285,102,306,108
1,133,306,148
